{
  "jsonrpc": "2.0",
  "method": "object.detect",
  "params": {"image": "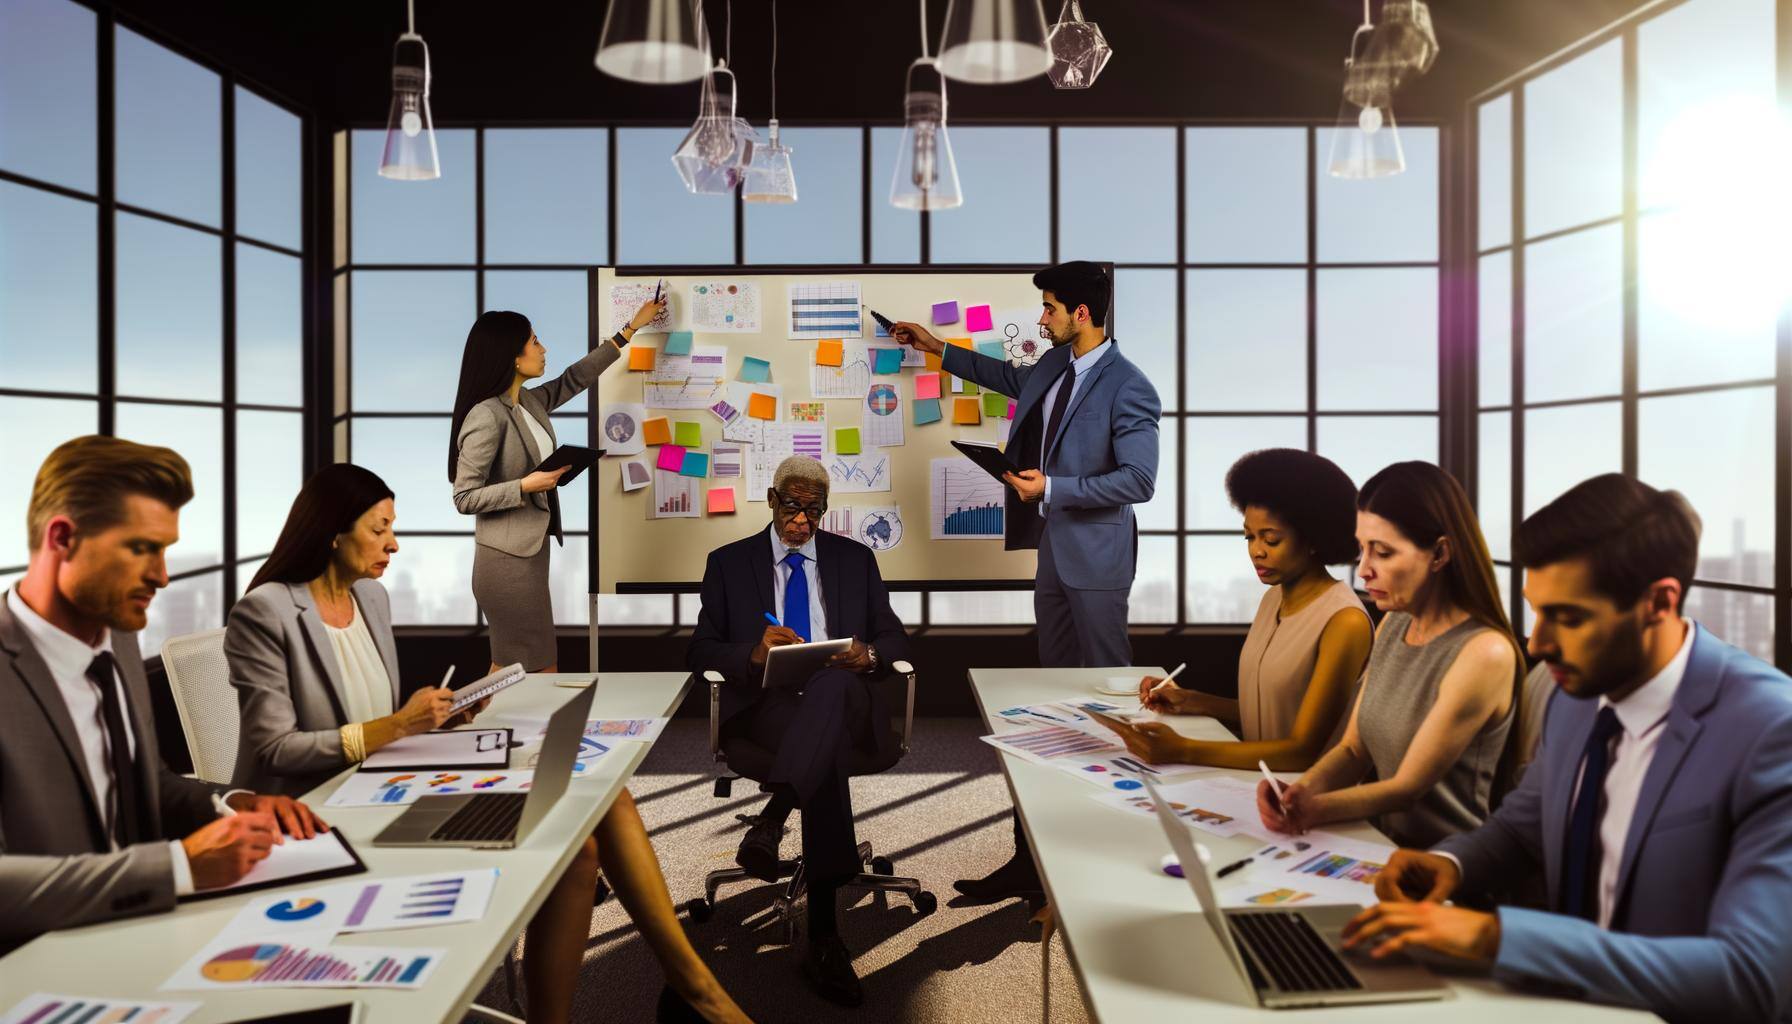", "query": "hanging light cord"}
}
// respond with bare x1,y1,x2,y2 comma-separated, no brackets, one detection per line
406,0,415,35
919,0,931,59
770,0,778,119
1360,0,1373,29
725,0,733,67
